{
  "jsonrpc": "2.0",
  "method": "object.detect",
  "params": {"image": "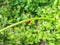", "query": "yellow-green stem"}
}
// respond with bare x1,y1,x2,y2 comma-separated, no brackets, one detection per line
0,17,56,32
53,0,58,7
